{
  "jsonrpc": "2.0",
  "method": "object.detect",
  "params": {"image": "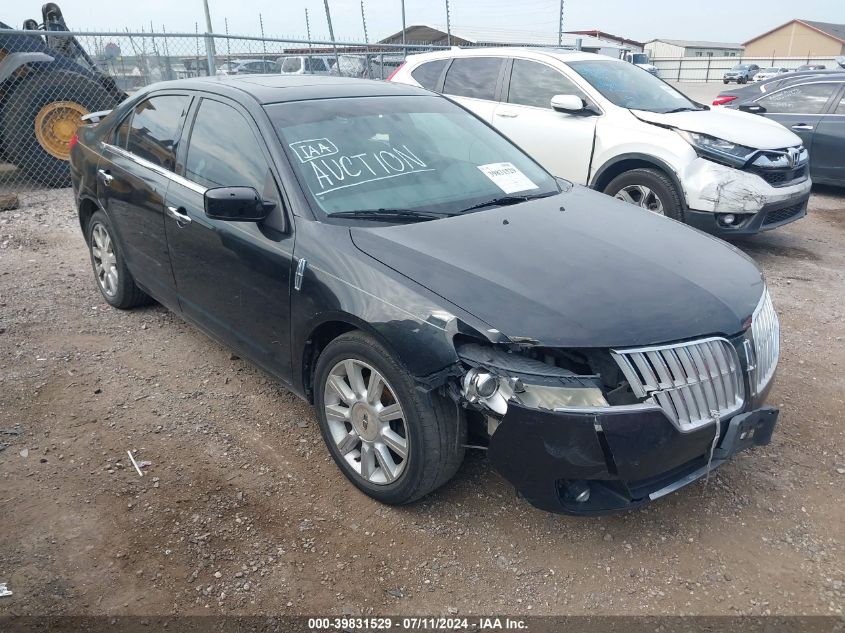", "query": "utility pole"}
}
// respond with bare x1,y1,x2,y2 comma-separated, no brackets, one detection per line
445,0,452,47
259,13,267,63
401,0,407,58
323,0,340,73
361,0,369,43
202,0,216,74
557,0,564,46
361,0,371,78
